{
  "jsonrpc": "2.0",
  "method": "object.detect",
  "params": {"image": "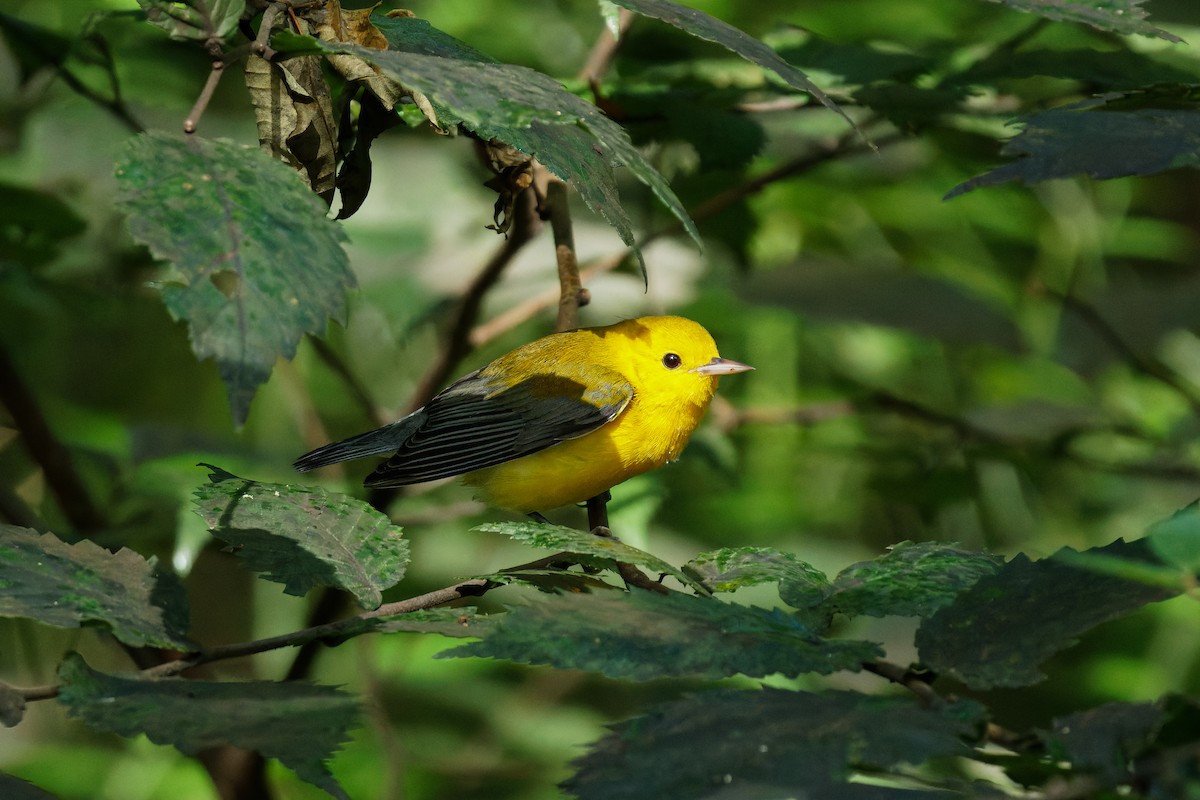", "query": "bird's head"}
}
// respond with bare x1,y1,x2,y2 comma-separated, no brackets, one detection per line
610,316,753,408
